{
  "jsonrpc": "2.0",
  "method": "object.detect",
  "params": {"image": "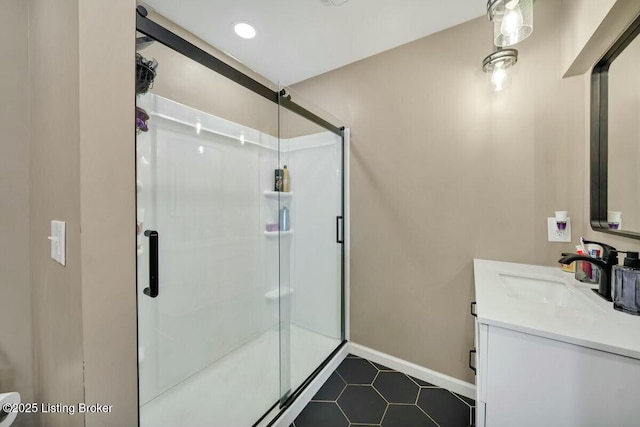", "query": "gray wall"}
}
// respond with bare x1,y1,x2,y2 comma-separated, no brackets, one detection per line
29,0,85,425
78,1,138,425
293,0,586,383
28,0,138,426
0,1,34,426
